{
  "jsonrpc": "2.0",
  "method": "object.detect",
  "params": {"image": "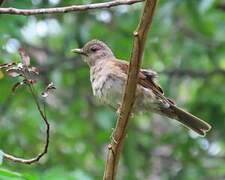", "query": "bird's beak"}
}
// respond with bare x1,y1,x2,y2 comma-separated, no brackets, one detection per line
71,48,87,56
